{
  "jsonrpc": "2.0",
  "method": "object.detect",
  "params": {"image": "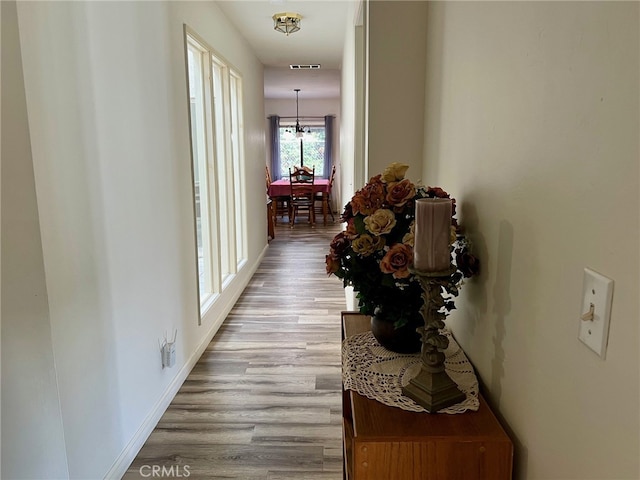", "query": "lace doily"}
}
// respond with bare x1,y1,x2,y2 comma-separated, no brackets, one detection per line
342,329,479,414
